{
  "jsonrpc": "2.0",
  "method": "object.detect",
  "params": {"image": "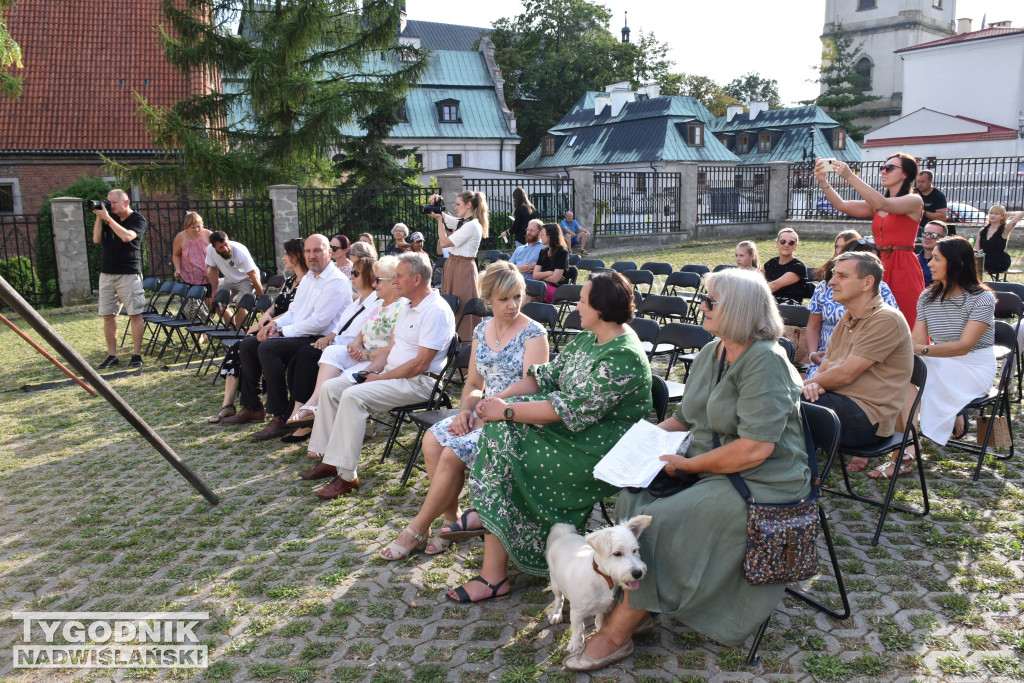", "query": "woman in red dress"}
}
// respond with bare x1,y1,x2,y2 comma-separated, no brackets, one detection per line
815,154,924,329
